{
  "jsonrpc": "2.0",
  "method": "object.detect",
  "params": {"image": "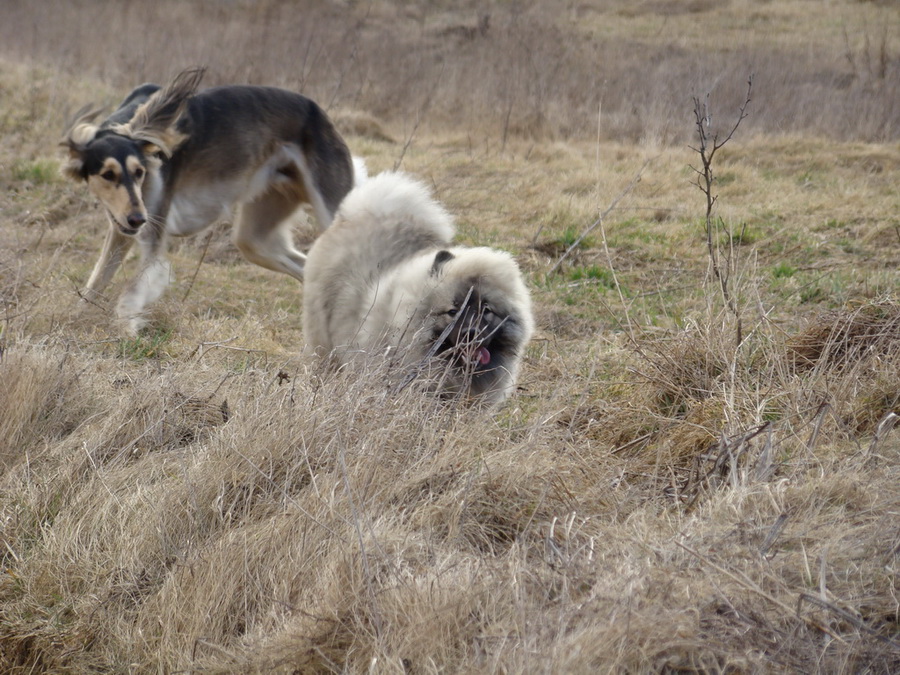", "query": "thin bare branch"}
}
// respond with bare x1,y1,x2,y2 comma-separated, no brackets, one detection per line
691,75,753,349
